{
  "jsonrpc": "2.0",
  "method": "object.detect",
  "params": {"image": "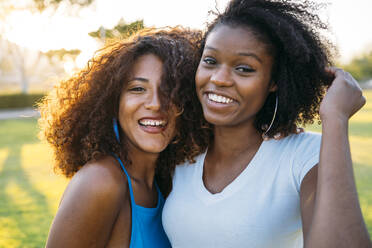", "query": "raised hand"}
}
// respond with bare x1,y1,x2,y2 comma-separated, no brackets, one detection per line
320,67,366,122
